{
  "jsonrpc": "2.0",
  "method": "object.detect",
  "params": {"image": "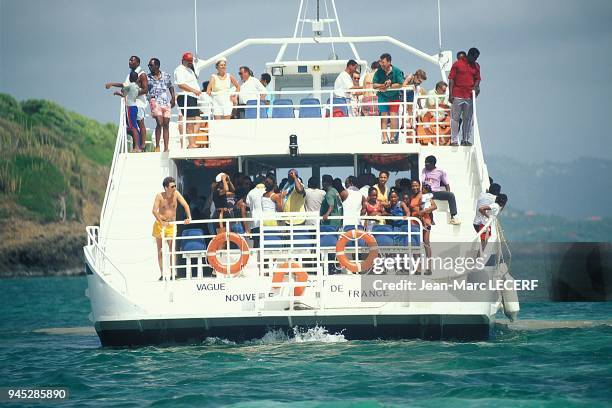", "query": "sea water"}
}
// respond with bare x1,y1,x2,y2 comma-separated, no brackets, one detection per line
0,277,611,407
